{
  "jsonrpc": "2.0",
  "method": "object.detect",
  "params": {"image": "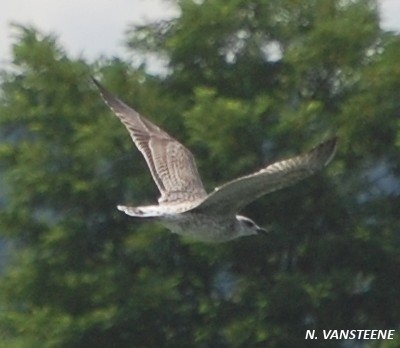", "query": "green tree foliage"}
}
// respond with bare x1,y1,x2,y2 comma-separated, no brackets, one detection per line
1,0,400,346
